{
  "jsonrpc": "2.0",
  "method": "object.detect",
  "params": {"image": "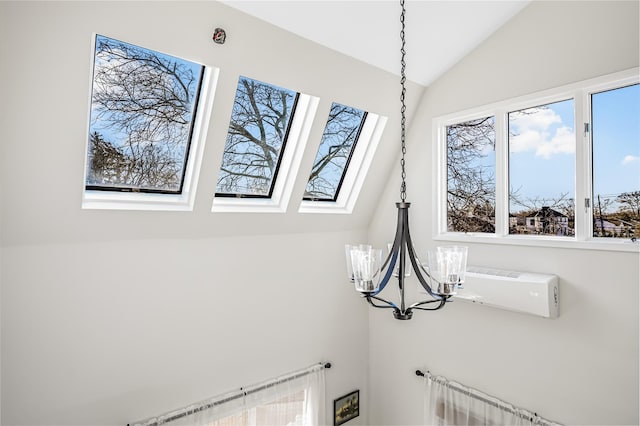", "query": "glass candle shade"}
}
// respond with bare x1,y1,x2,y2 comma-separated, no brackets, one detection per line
427,246,468,295
350,247,383,293
345,244,372,282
